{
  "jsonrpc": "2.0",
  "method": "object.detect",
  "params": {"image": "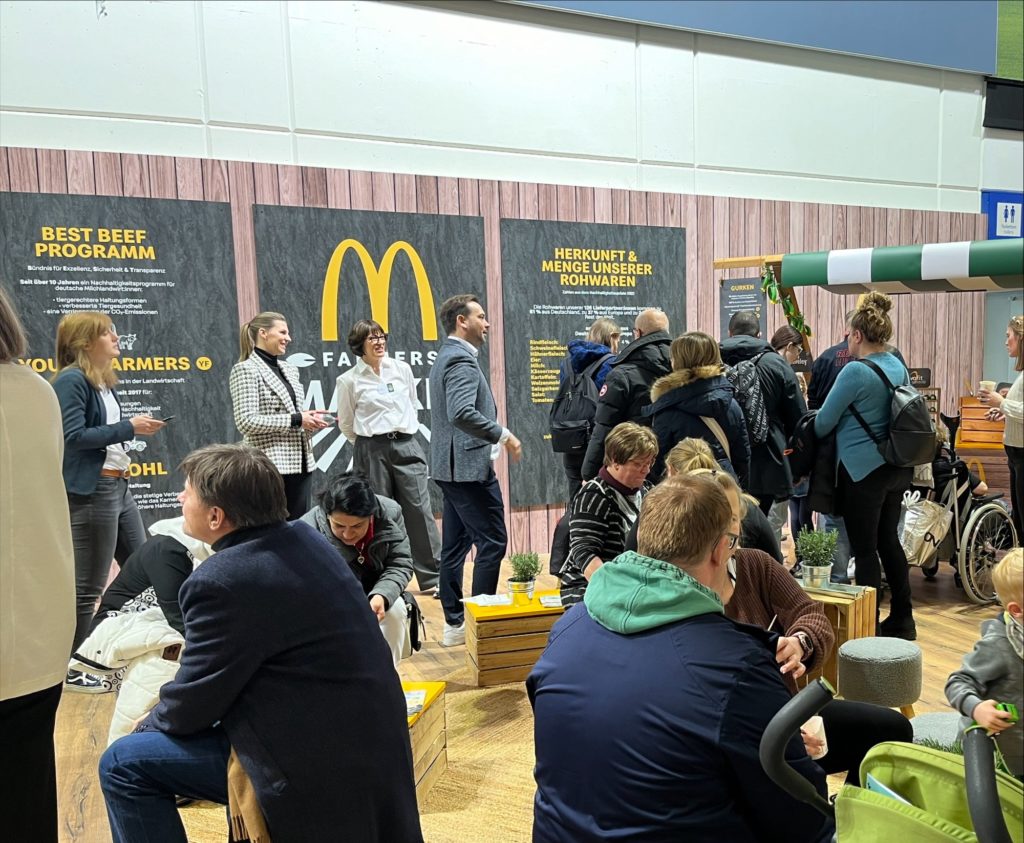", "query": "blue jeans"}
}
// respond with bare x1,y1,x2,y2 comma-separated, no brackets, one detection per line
69,477,147,652
100,728,231,843
819,513,852,580
435,472,507,626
